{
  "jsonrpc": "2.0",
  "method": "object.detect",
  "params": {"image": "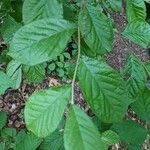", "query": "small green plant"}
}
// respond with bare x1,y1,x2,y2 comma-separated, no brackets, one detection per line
0,0,150,149
0,111,42,150
47,43,77,80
